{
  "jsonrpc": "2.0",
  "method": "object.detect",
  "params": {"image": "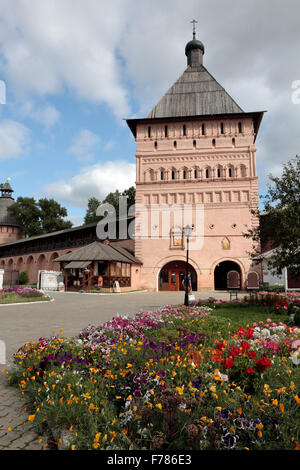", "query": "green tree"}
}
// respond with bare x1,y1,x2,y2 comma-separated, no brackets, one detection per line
38,198,72,233
84,197,102,224
246,155,300,278
8,197,42,237
84,187,136,224
8,197,73,237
